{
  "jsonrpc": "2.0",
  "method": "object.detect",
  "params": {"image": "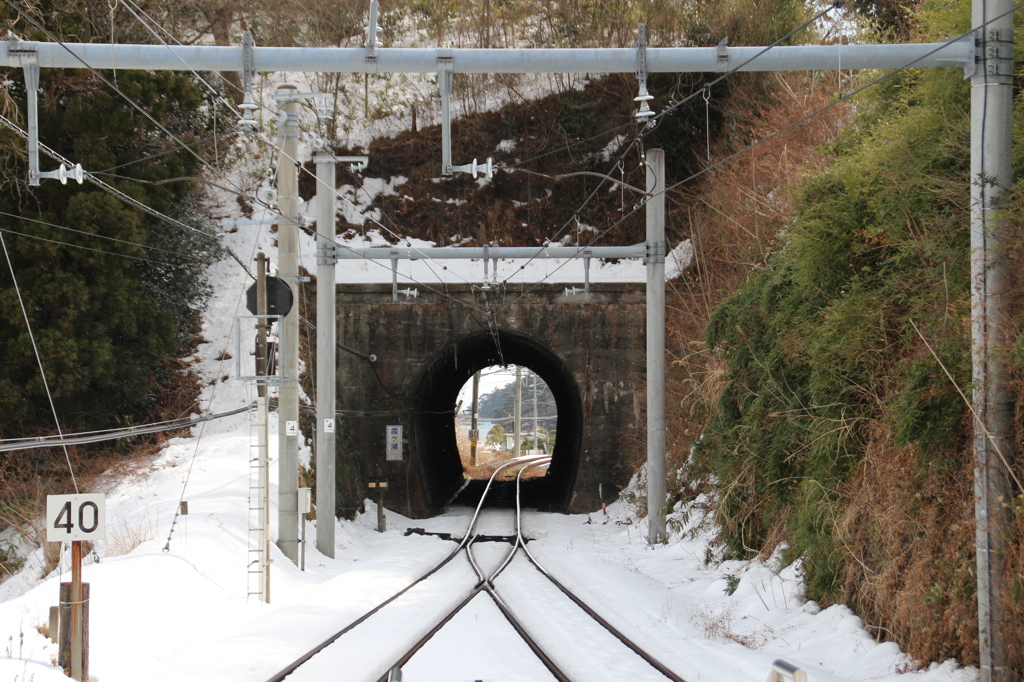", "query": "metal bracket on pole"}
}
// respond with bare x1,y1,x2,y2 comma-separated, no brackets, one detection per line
645,240,666,264
22,55,85,187
21,58,41,186
435,51,494,179
238,31,259,132
335,155,370,173
635,24,654,120
583,247,592,300
364,0,381,71
391,250,399,301
717,37,730,68
316,242,338,265
438,51,454,175
979,27,1014,75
